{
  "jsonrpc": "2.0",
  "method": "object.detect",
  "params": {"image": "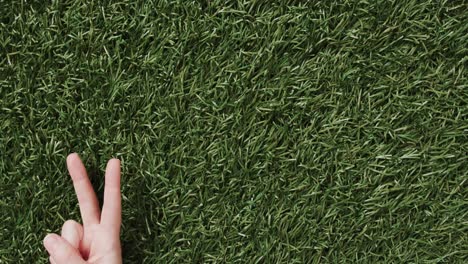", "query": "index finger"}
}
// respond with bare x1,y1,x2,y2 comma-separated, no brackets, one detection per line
66,153,100,226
